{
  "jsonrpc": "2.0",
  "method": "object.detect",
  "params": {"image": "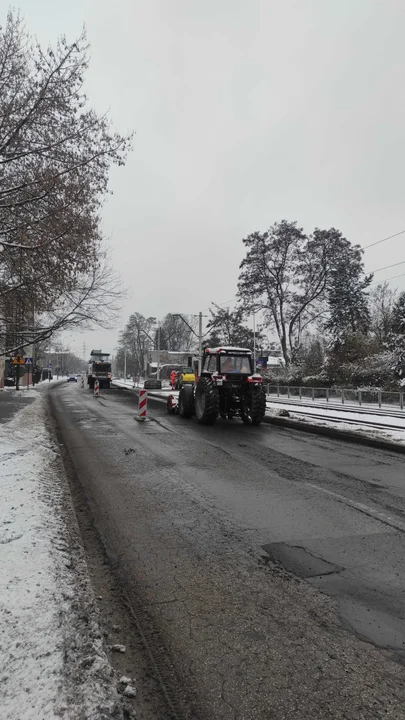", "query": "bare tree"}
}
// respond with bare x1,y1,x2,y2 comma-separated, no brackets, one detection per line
0,11,131,356
205,304,262,349
0,255,125,355
238,221,338,365
118,313,157,377
158,313,198,351
238,220,372,366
